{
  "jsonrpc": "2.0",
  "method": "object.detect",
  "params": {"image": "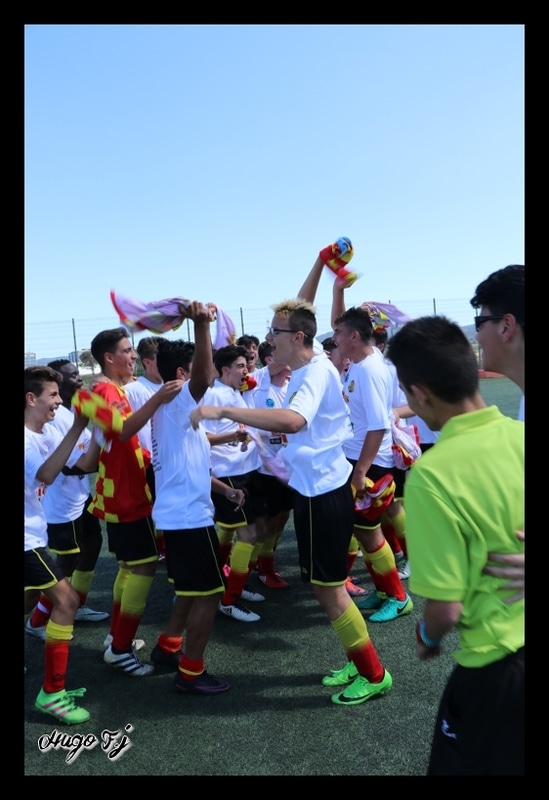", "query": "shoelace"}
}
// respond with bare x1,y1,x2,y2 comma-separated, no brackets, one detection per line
41,687,87,712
